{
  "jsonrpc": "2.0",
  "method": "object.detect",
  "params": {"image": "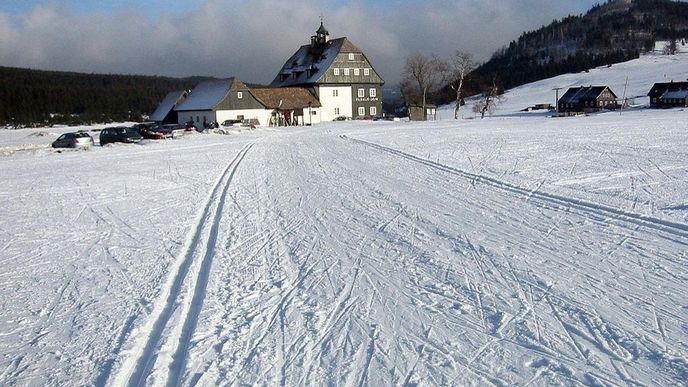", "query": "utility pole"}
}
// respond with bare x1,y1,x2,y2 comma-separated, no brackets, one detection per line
621,76,628,115
553,87,564,115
